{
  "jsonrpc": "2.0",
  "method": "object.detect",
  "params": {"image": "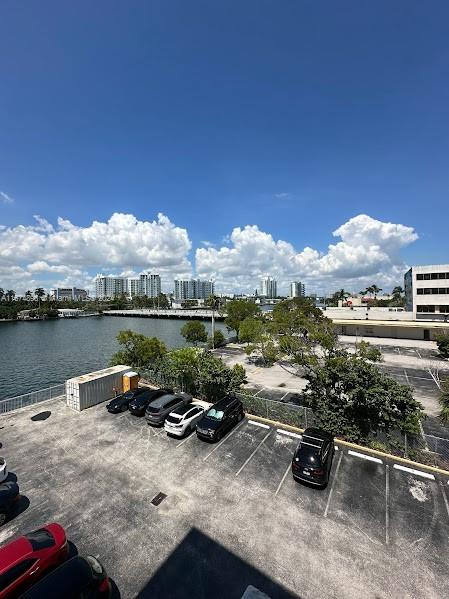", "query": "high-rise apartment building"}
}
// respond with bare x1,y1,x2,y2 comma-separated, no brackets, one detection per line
260,276,277,298
127,278,140,299
404,264,449,321
139,273,161,298
289,281,305,298
95,276,126,299
174,279,214,300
